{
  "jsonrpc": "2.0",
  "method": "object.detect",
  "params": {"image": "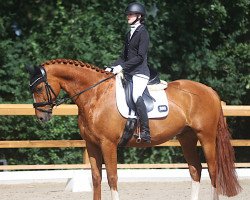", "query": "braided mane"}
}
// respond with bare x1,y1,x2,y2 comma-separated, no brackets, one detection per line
42,59,105,73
